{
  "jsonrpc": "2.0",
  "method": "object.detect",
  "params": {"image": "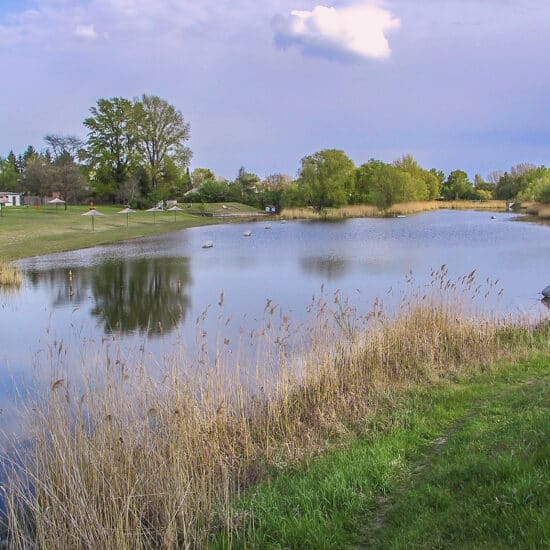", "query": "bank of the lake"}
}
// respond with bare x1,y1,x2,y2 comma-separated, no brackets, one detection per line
0,200,508,262
0,203,260,261
2,281,549,548
211,353,550,549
